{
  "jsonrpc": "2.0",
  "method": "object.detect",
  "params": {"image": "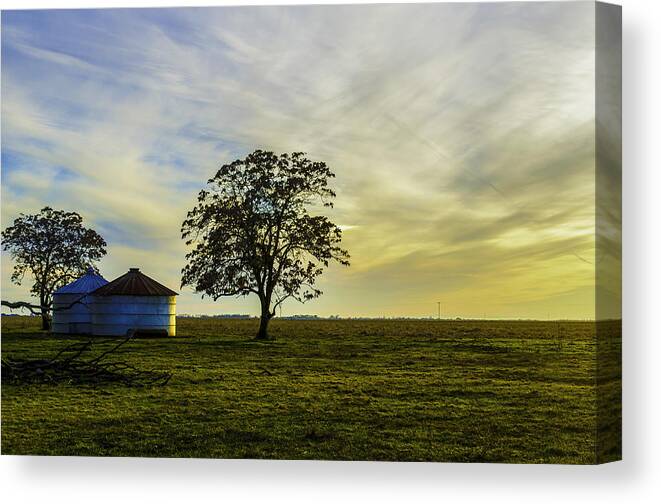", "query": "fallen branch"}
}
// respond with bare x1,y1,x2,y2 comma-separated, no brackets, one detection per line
248,366,274,377
1,336,172,387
